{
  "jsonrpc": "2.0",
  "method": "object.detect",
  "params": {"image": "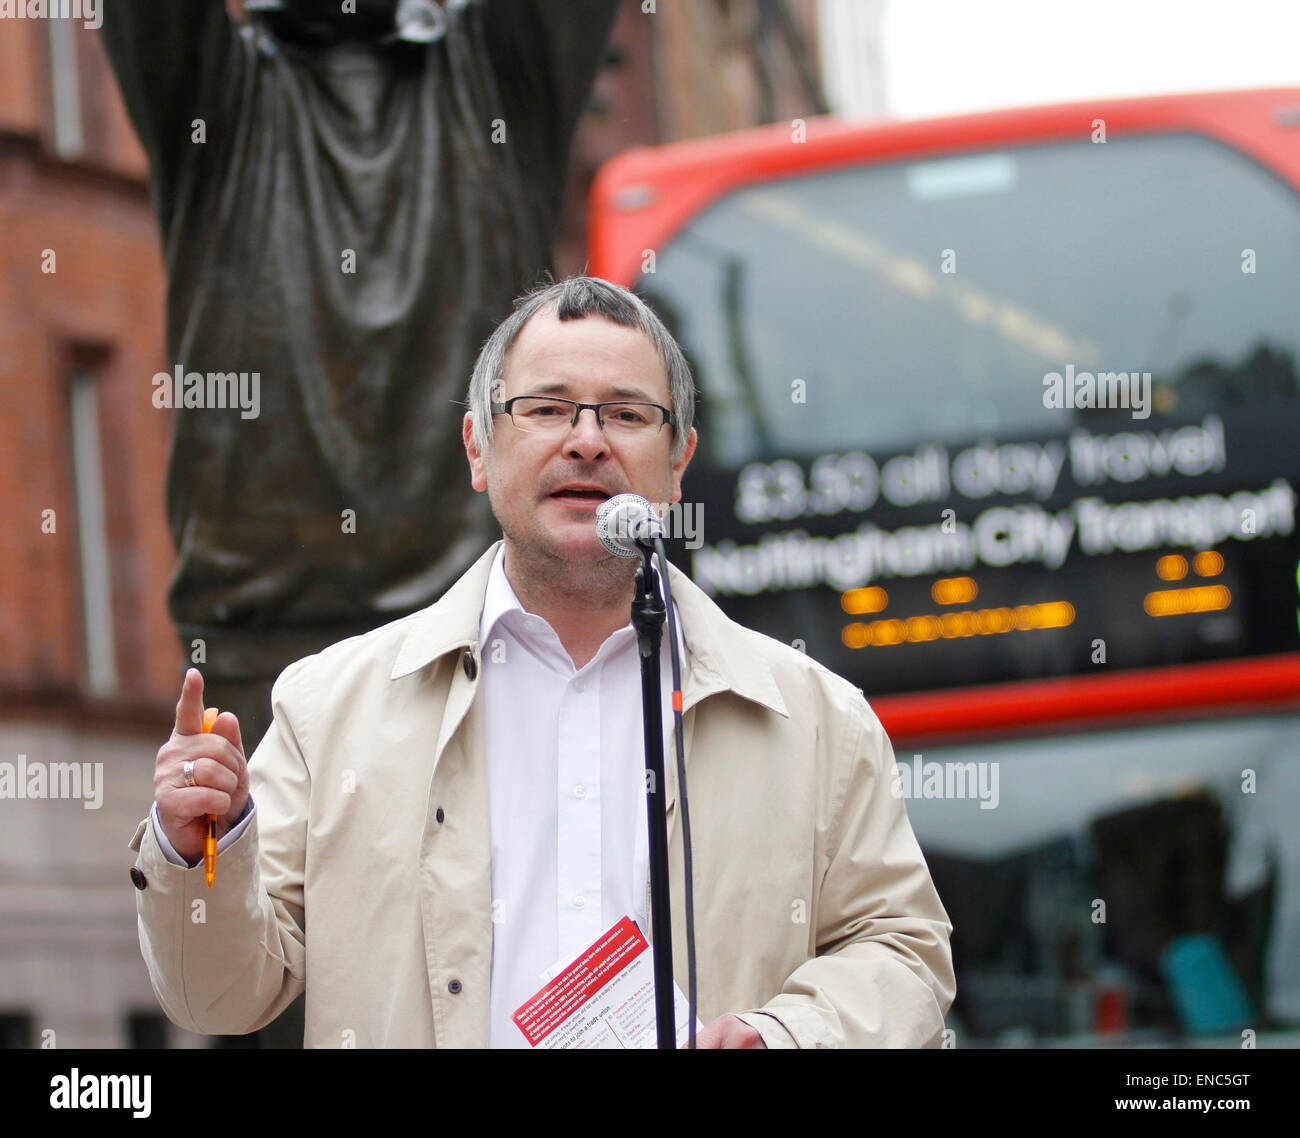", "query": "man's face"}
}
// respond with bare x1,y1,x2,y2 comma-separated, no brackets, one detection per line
463,309,697,568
